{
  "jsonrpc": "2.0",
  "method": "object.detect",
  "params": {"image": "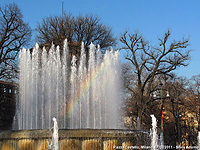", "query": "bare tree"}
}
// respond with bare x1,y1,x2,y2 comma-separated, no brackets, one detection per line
189,75,200,131
36,13,116,50
0,3,31,81
161,76,189,146
120,30,191,128
36,13,75,46
74,14,116,48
